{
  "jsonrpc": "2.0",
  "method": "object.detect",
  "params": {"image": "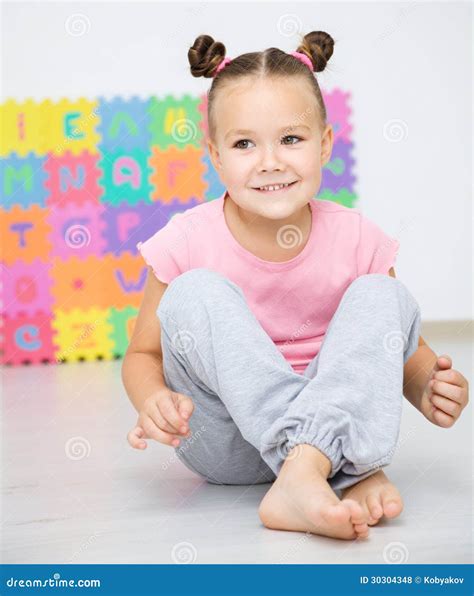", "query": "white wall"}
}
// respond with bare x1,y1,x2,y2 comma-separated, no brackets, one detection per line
3,1,472,320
